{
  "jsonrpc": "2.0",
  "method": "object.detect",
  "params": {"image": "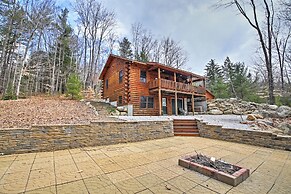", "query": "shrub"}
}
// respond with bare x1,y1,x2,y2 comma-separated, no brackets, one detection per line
66,73,82,100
